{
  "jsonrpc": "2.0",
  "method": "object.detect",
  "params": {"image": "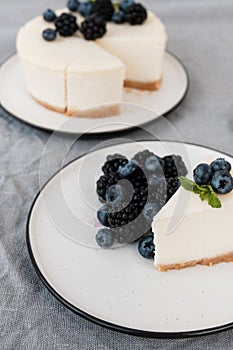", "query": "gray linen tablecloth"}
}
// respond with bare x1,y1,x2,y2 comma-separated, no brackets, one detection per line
1,0,233,348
